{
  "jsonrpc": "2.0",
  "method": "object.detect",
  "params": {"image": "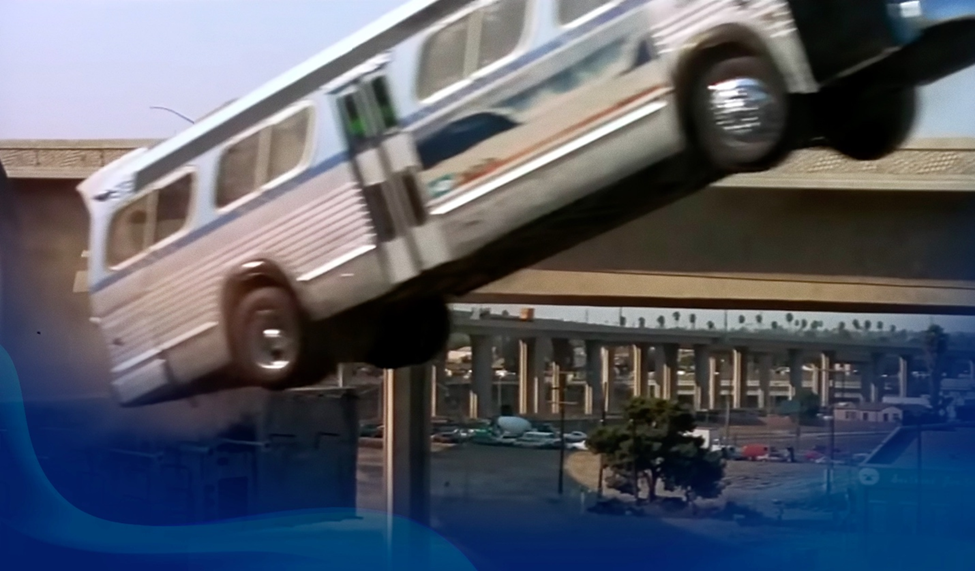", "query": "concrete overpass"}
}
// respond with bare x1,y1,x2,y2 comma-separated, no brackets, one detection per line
4,138,975,315
440,311,975,420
